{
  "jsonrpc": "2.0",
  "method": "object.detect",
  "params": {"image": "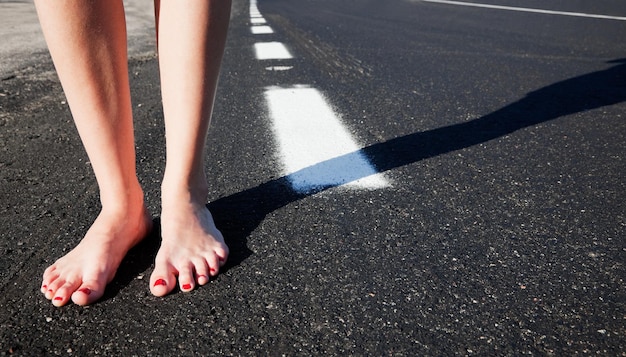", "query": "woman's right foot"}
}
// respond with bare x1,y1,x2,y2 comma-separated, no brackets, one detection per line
41,204,152,307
